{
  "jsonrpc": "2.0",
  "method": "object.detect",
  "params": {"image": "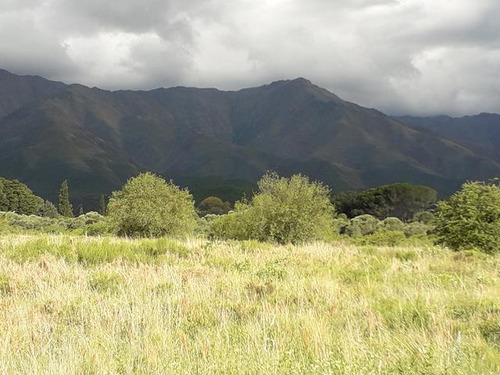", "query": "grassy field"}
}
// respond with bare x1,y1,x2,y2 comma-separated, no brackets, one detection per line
0,234,498,374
